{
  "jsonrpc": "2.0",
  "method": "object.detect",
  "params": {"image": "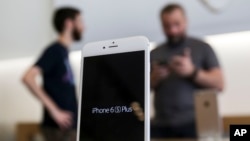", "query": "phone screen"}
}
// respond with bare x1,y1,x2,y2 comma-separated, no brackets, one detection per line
79,50,145,141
